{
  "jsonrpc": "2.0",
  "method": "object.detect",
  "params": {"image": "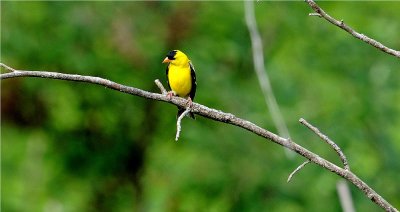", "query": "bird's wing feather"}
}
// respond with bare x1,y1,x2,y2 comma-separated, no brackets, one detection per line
189,61,197,100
